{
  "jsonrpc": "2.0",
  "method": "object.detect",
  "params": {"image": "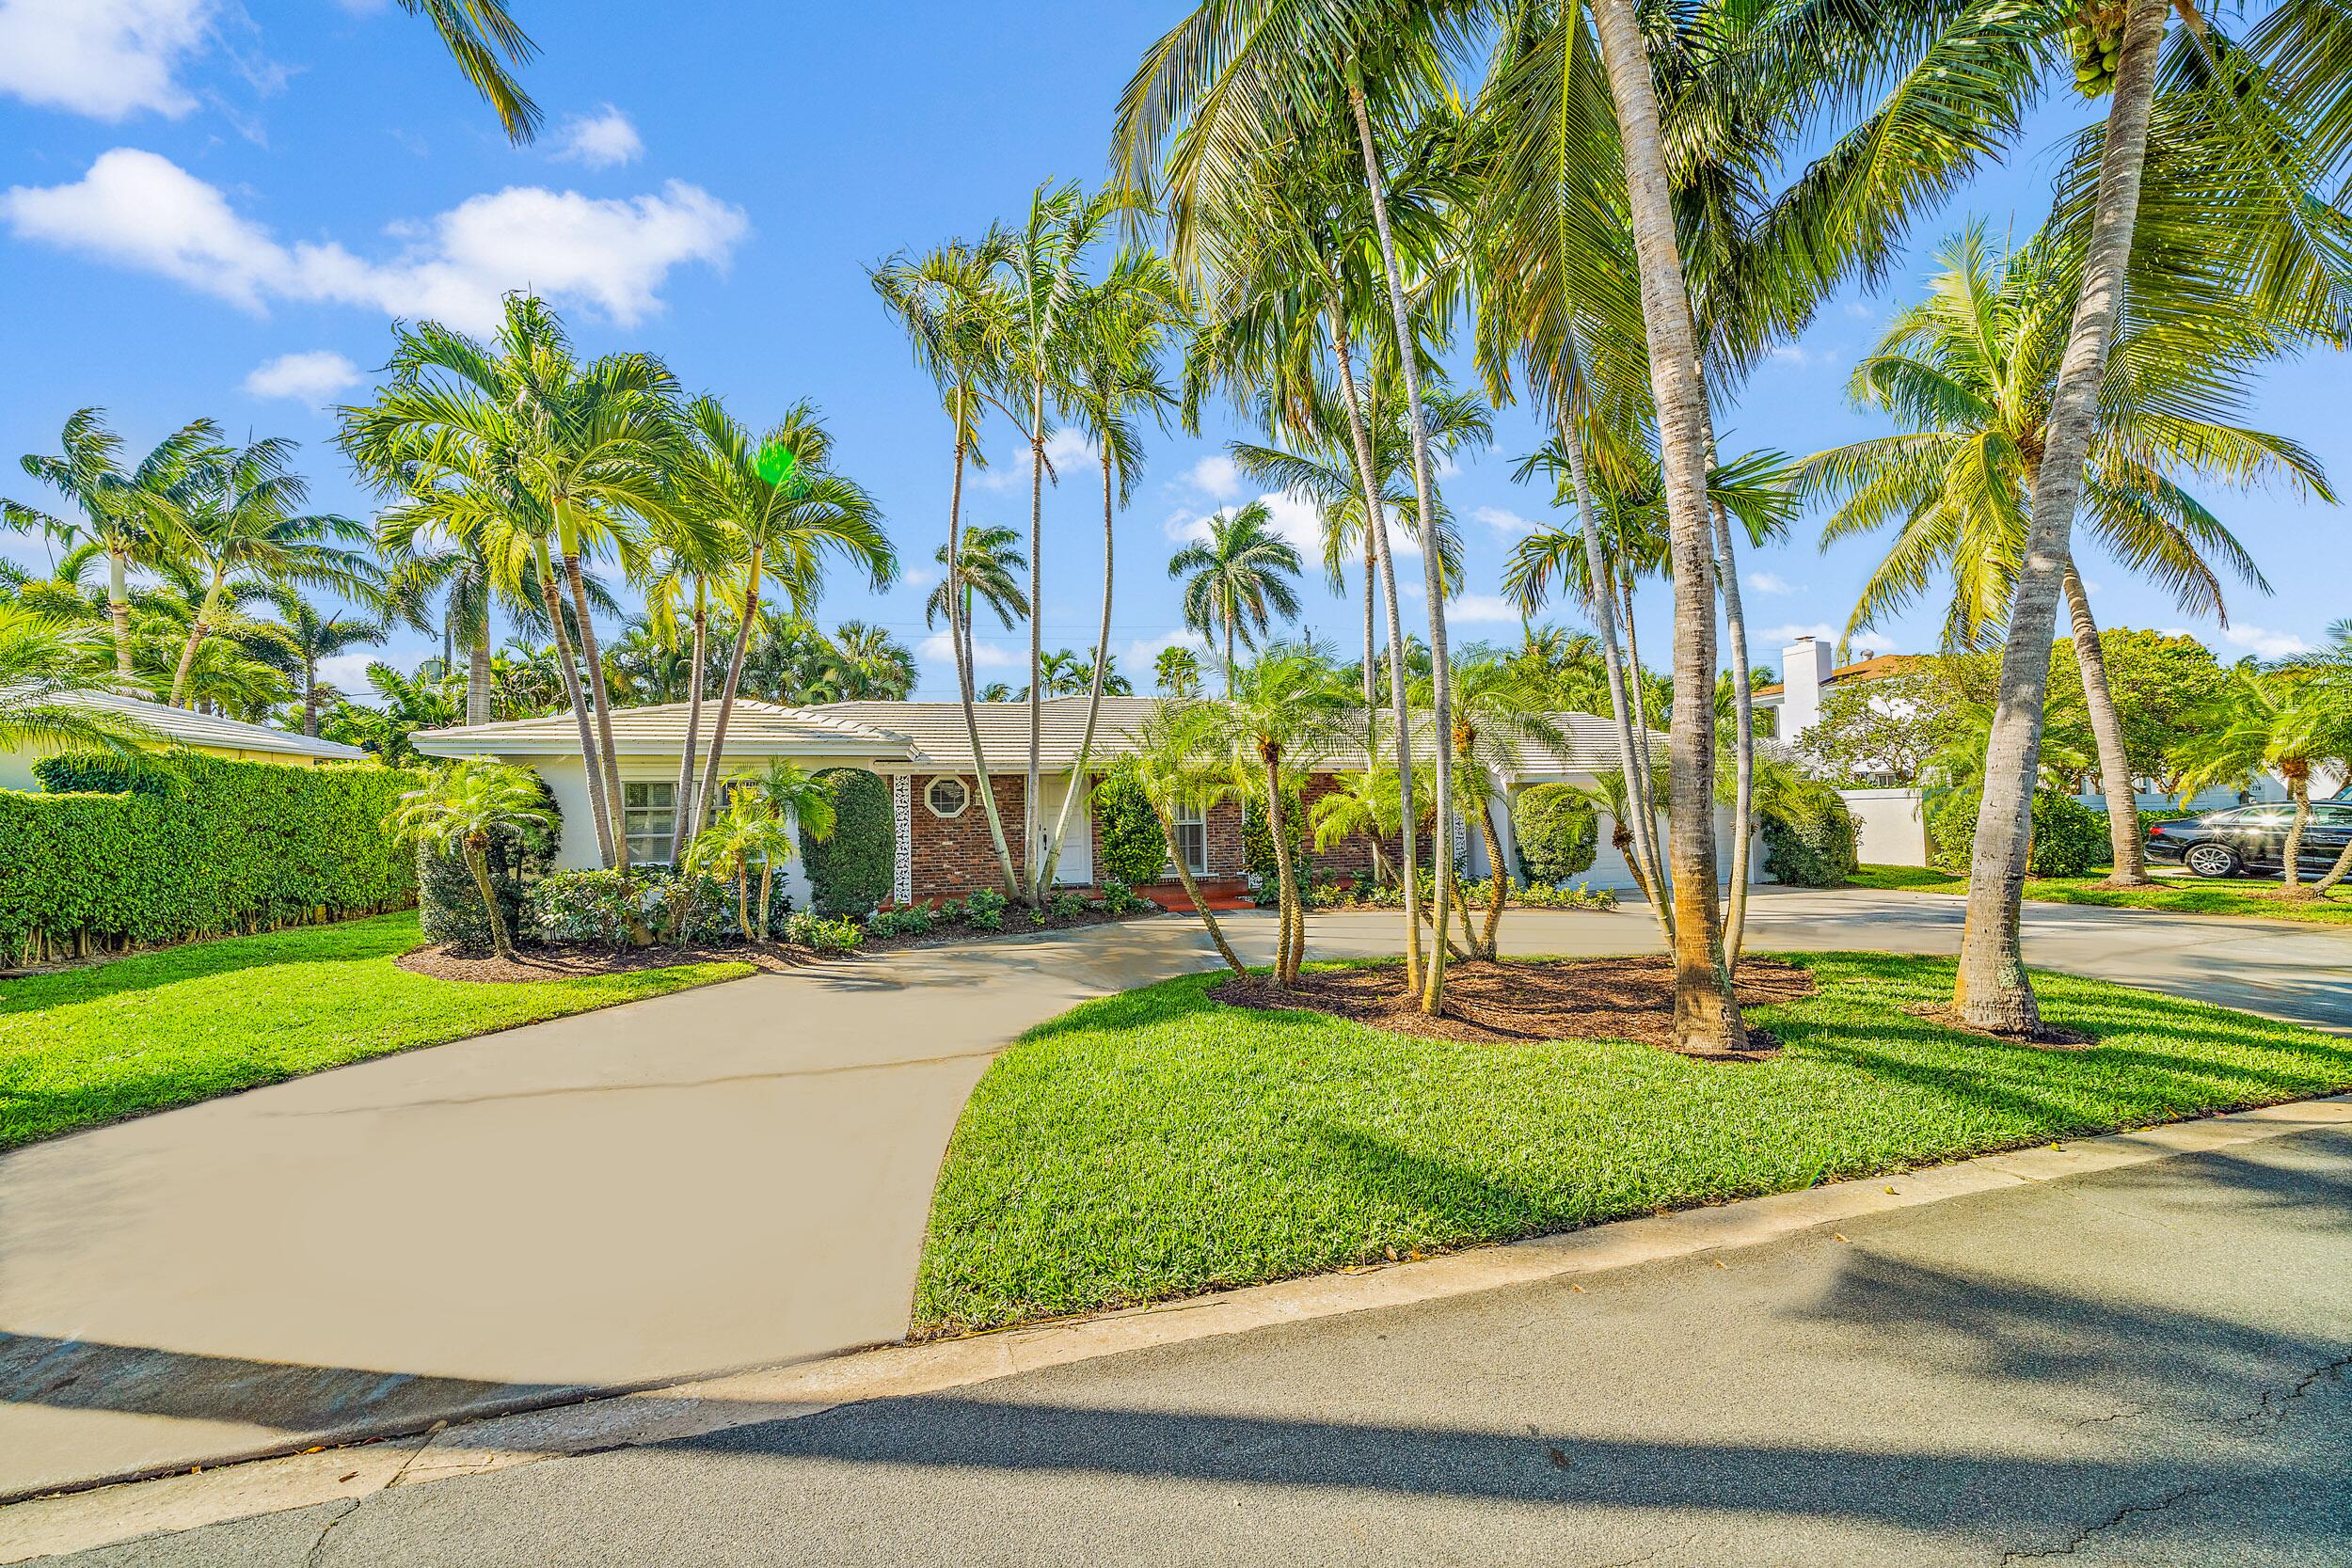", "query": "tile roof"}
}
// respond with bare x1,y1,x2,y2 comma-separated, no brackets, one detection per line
33,690,368,761
410,700,912,759
1754,653,1925,700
